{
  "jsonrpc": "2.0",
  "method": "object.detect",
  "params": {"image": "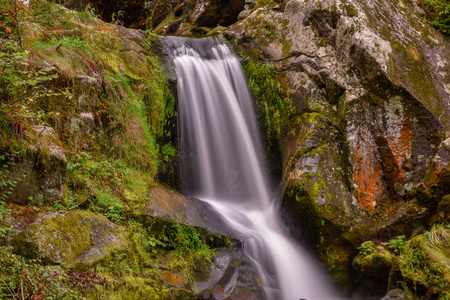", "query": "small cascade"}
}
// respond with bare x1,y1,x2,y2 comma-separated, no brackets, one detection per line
168,37,340,300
